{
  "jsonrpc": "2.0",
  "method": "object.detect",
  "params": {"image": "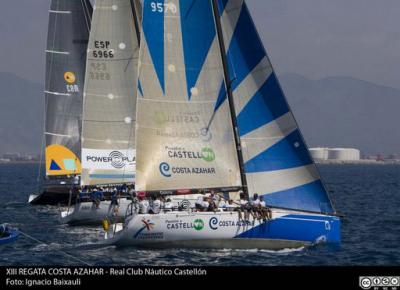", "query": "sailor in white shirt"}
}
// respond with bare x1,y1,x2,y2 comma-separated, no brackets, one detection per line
224,199,238,212
163,198,174,212
138,197,150,214
259,195,272,220
210,191,221,208
249,193,261,219
73,175,80,185
250,193,260,207
150,196,161,214
259,196,266,208
238,192,250,221
195,195,209,211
